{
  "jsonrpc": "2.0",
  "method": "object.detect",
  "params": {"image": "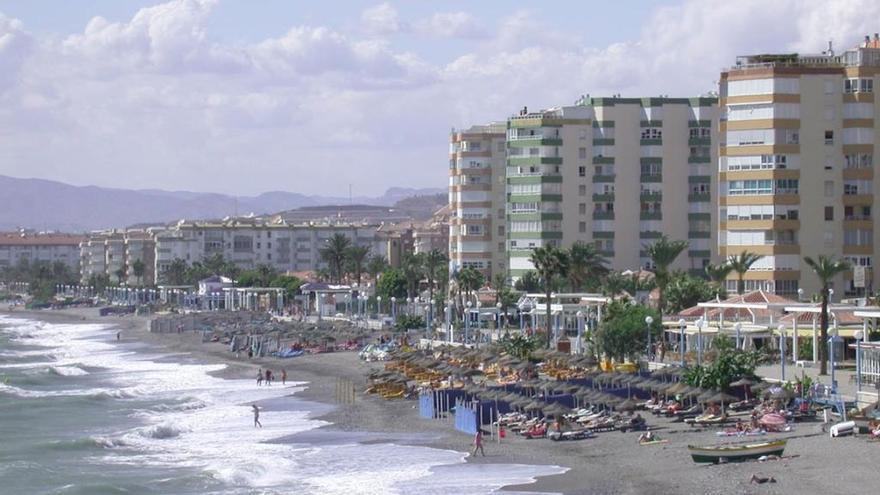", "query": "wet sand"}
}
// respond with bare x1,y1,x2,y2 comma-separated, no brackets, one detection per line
5,307,880,495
